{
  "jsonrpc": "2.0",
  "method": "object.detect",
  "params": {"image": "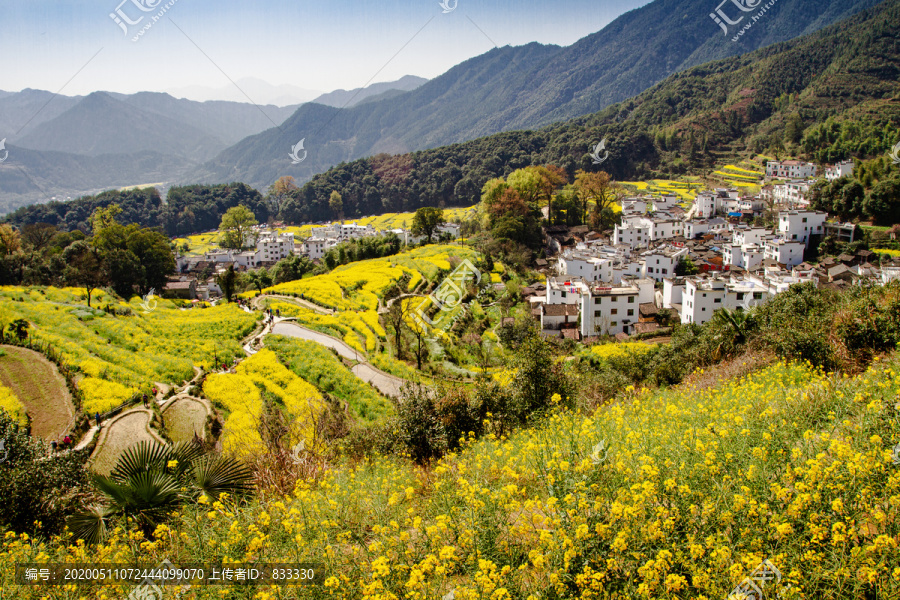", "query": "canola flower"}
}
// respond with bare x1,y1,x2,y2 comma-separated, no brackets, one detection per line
0,286,259,413
203,349,326,457
0,381,27,425
3,356,898,599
